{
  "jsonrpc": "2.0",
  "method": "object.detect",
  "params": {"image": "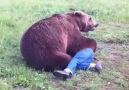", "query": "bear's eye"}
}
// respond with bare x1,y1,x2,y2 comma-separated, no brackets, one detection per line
89,17,92,21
